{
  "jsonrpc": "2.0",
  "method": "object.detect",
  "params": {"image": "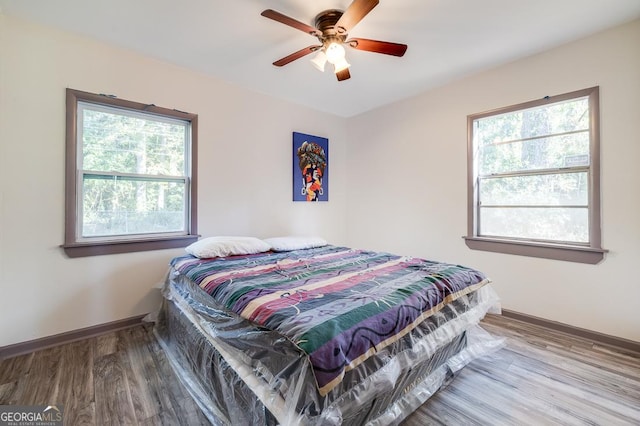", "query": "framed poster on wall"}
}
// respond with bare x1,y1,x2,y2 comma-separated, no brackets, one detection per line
292,132,328,202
